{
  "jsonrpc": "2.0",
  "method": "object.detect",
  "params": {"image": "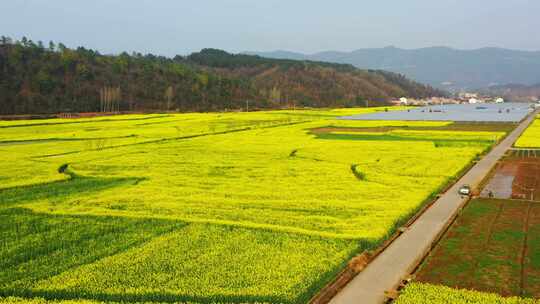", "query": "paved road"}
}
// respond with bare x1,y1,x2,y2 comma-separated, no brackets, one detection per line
330,110,538,304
